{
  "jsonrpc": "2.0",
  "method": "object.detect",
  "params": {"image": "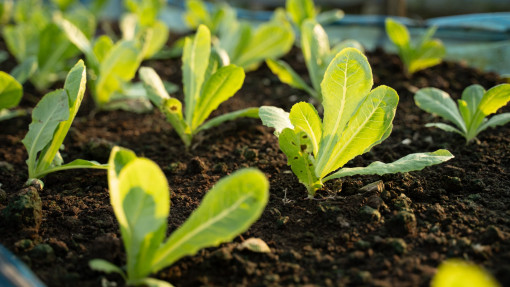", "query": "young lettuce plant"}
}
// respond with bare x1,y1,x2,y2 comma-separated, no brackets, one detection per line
121,0,169,59
2,0,96,91
140,25,259,149
385,18,446,75
183,0,294,71
90,146,269,286
56,16,150,111
414,84,510,143
260,48,454,198
22,60,106,187
266,19,363,101
284,0,344,40
0,71,27,121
